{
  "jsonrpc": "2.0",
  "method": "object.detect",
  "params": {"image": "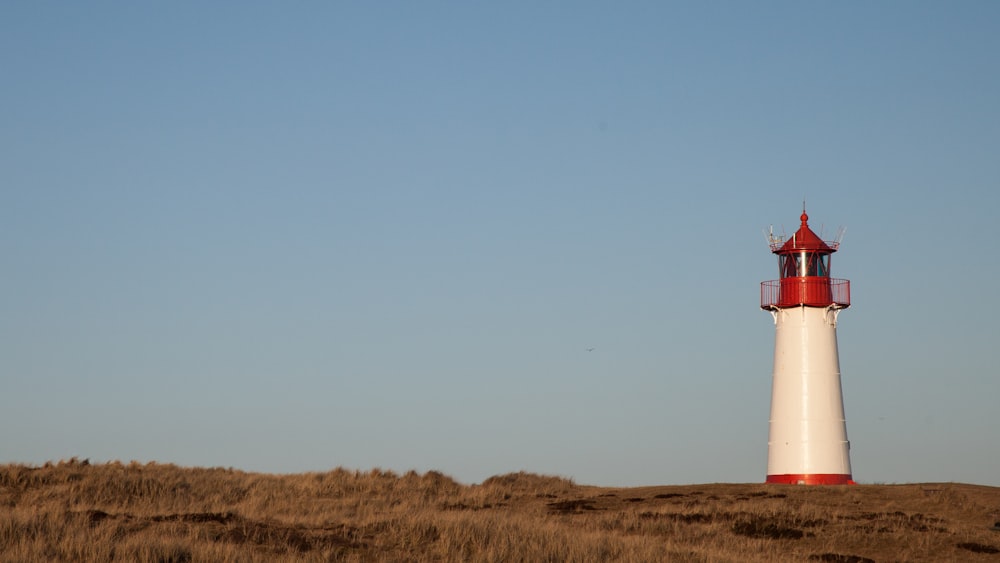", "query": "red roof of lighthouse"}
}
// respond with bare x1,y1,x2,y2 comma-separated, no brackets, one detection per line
773,211,837,254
